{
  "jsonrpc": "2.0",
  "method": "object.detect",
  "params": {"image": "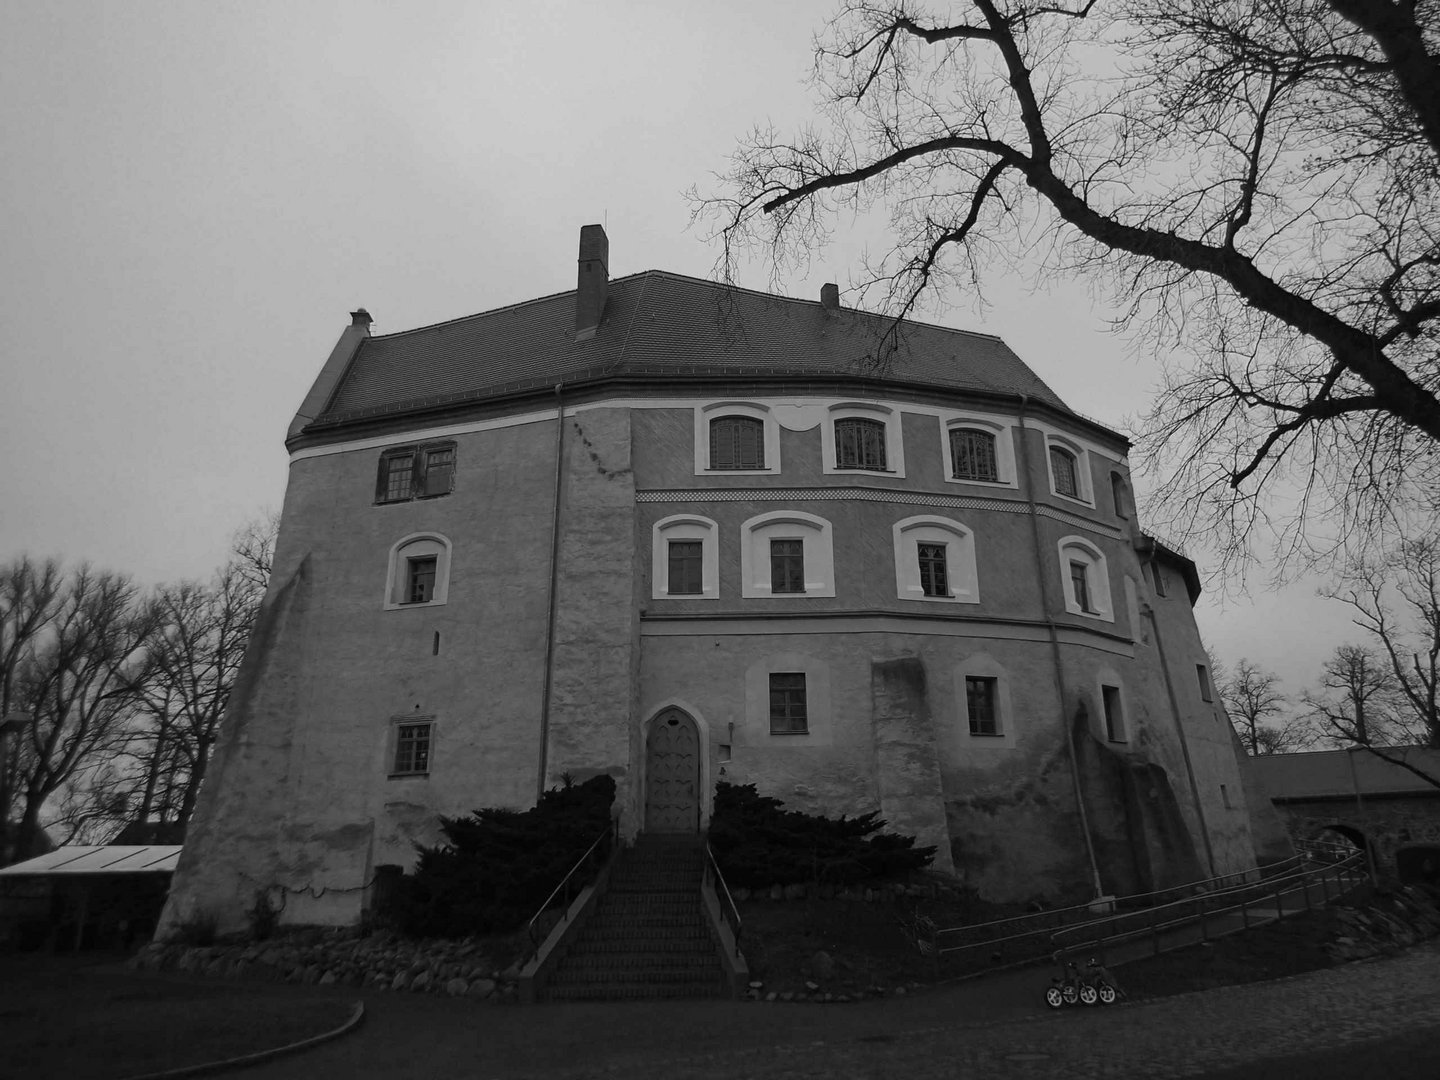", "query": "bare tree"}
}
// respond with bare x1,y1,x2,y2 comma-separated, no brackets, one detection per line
695,0,1440,569
1222,658,1304,754
1301,643,1404,746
